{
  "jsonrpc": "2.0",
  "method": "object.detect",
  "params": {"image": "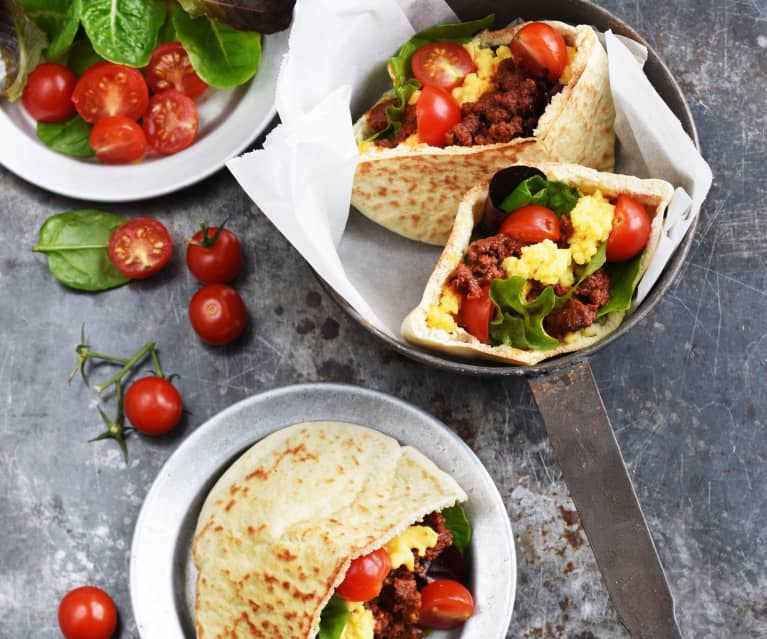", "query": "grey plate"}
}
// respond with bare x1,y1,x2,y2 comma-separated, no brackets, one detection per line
130,383,516,638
